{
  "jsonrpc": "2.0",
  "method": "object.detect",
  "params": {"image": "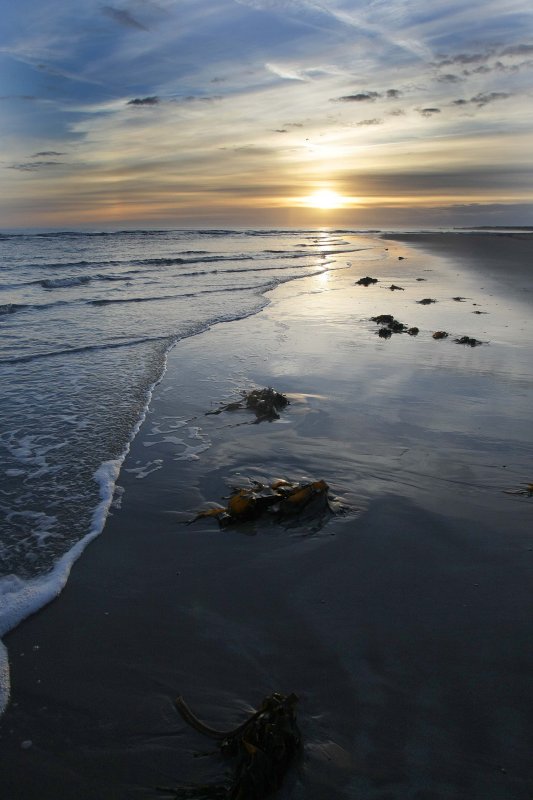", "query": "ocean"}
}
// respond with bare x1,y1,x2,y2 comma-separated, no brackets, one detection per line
0,227,373,709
